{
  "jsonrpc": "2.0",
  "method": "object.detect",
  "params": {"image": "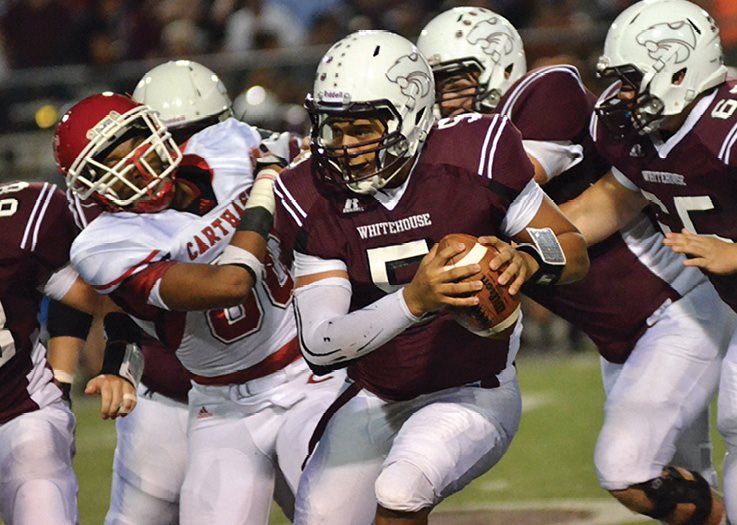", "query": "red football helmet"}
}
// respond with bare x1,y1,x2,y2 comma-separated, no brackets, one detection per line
53,92,182,213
